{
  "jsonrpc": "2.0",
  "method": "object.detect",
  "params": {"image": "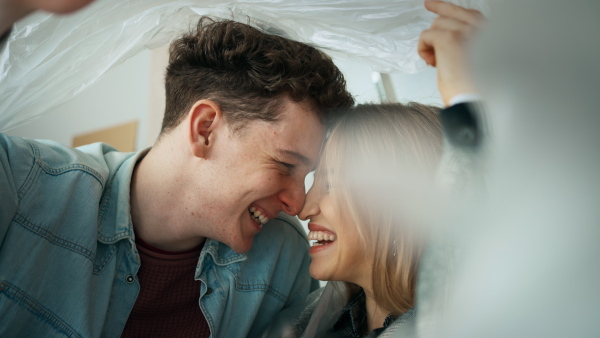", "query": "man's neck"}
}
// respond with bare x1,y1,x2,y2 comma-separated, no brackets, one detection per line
130,143,207,252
